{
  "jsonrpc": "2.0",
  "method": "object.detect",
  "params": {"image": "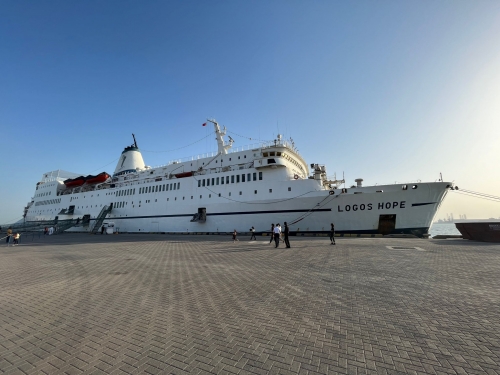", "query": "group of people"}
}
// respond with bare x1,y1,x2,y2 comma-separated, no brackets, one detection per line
232,222,337,247
4,227,20,245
